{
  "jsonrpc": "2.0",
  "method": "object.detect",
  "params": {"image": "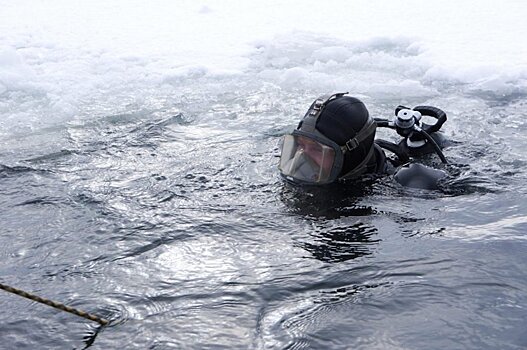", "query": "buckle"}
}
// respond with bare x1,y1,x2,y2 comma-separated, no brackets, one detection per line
310,99,324,115
345,138,359,151
310,93,347,116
